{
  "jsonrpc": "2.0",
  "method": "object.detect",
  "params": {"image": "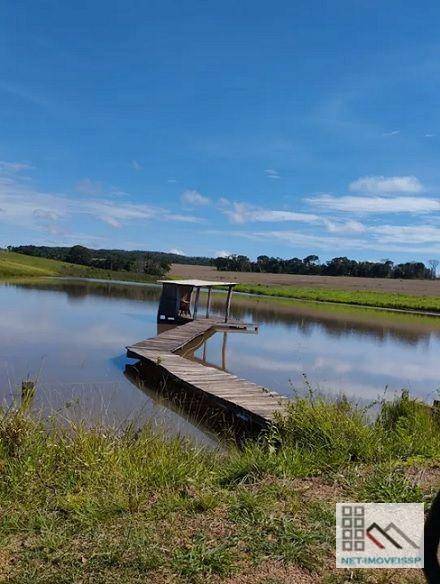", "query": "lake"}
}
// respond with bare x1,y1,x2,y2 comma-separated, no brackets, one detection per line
1,278,440,443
